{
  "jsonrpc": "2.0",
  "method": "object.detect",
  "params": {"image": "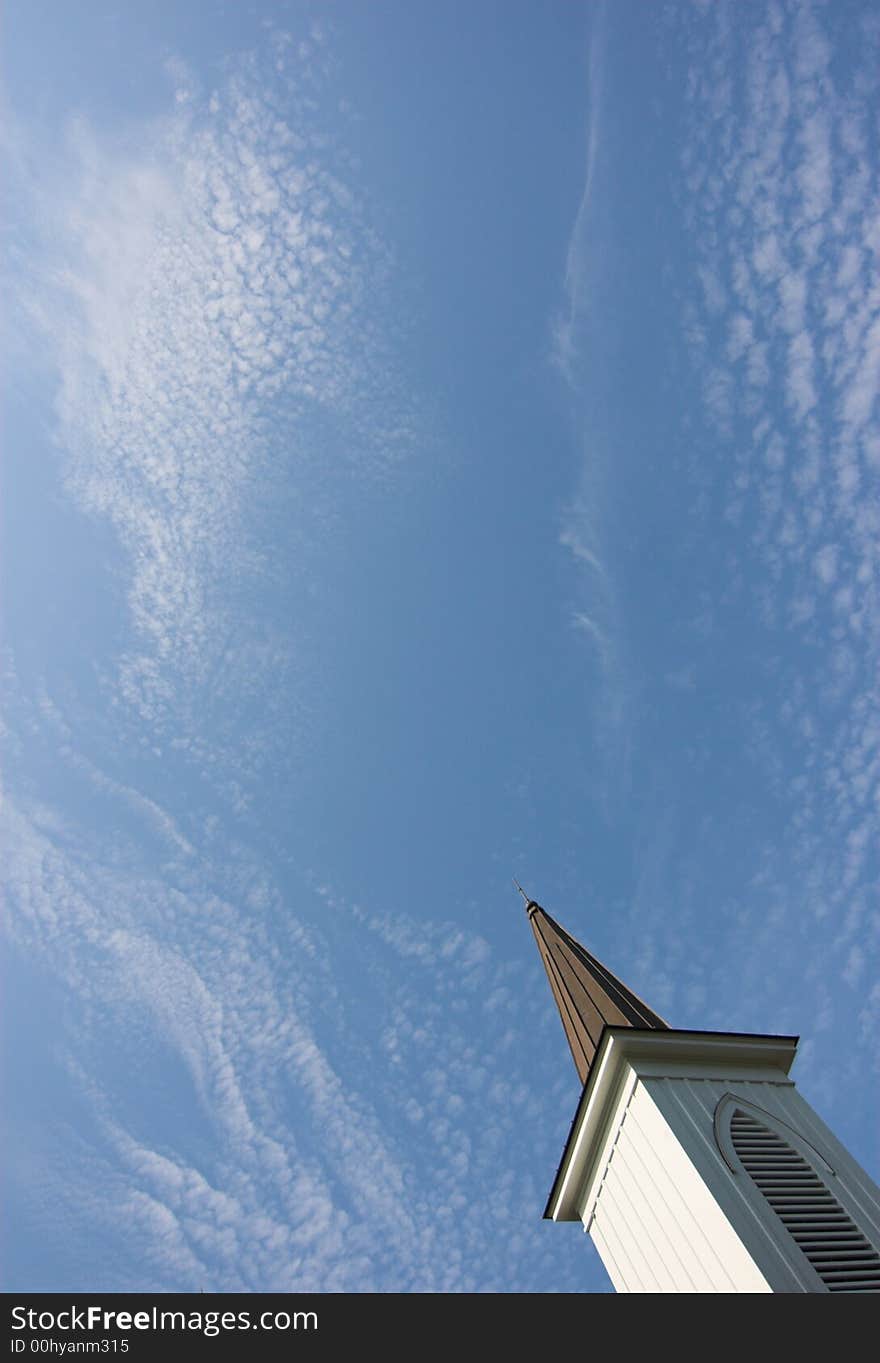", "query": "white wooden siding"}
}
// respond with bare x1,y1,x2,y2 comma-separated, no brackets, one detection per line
587,1076,771,1292
582,1061,880,1292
